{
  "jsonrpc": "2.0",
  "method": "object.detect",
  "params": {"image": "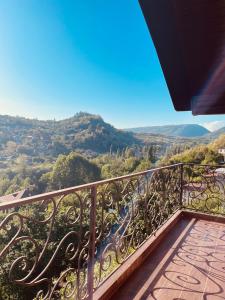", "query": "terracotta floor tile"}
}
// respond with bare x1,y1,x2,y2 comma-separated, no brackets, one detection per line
111,218,225,300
